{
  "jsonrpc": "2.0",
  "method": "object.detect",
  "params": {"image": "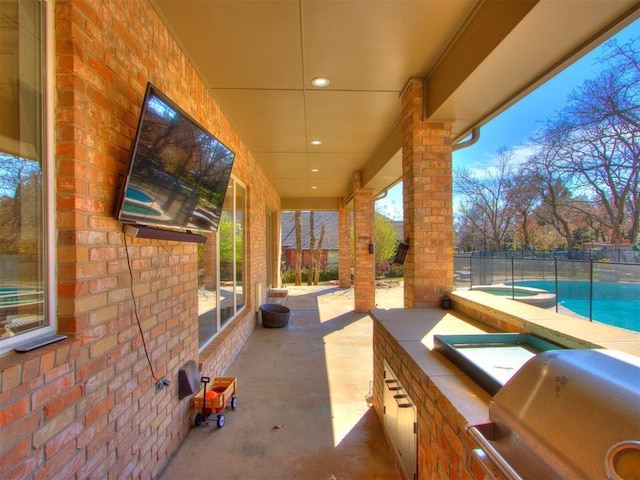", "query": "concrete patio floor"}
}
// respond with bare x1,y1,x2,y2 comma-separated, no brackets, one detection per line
159,284,404,480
